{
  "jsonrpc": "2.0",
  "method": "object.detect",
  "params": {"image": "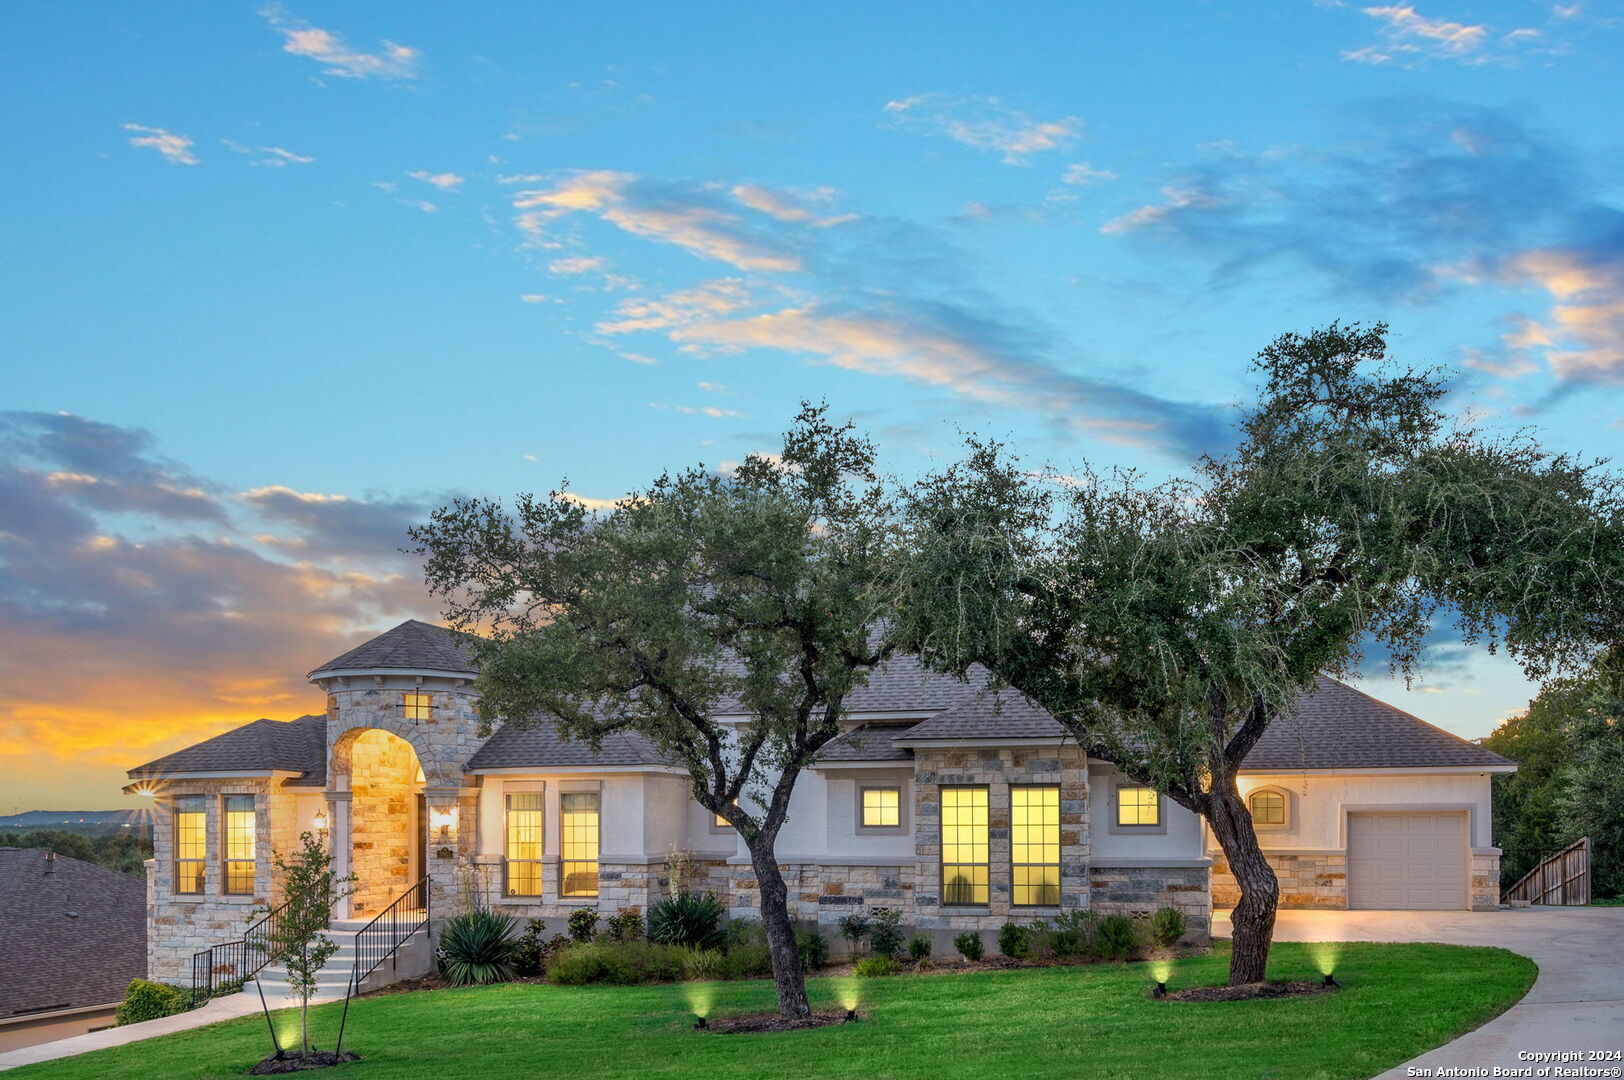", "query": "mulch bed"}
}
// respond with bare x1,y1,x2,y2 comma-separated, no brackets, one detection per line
698,1010,858,1034
1165,980,1333,1002
247,1051,361,1074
